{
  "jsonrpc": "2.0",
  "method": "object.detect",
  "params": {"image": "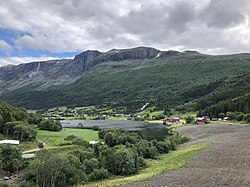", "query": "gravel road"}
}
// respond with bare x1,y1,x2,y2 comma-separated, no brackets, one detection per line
122,123,250,187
